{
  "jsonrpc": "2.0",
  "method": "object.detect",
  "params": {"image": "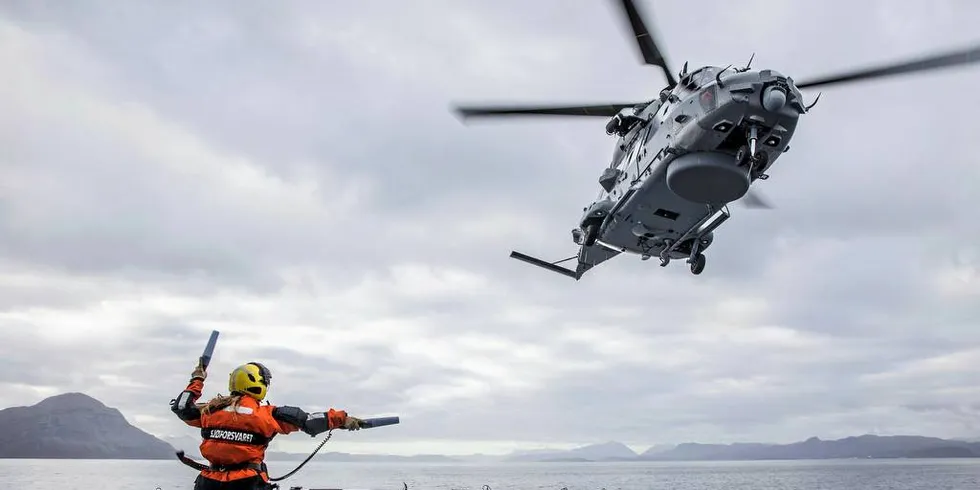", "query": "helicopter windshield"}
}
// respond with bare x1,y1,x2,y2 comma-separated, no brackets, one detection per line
679,66,721,91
